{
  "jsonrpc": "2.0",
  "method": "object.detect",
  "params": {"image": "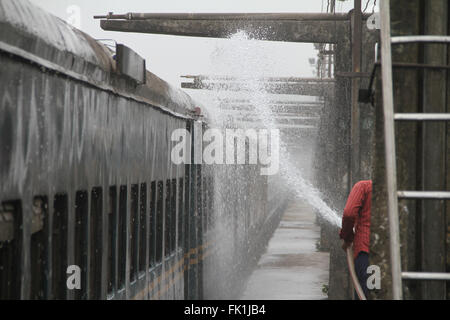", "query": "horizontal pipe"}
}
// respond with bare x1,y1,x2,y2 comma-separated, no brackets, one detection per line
218,104,323,110
181,75,335,83
394,113,450,121
217,99,324,105
94,12,355,21
181,81,334,96
397,191,450,199
232,117,319,123
220,110,320,119
218,106,322,114
231,122,318,129
402,272,450,281
392,35,450,44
